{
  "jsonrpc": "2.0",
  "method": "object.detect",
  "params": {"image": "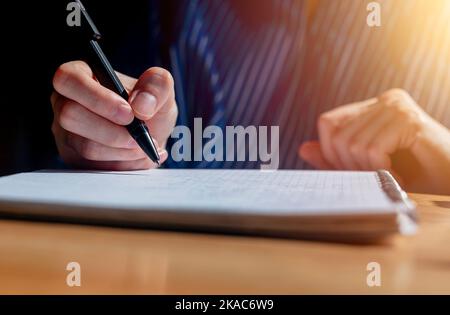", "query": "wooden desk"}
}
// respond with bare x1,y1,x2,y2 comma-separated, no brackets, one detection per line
0,194,449,294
